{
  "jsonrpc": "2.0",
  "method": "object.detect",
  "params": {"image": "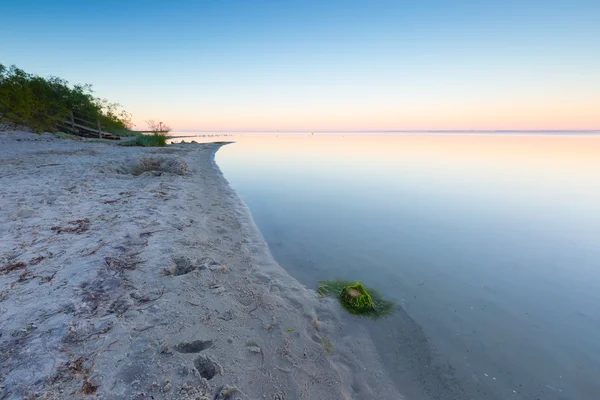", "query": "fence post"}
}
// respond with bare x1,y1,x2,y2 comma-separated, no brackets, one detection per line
70,110,75,131
97,119,102,138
